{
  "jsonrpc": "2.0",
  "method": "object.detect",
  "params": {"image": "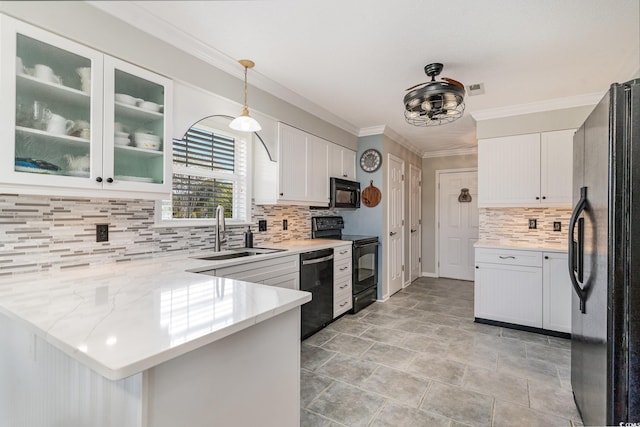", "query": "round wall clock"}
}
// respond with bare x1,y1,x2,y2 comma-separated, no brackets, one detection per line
360,149,382,173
